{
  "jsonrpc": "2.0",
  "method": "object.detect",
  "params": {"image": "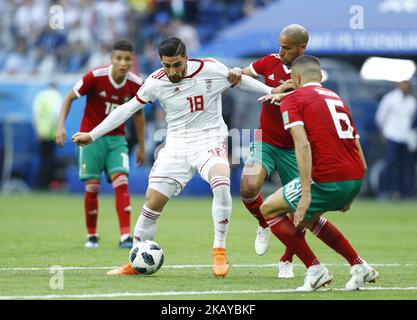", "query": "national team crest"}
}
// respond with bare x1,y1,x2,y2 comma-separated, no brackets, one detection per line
205,79,212,92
